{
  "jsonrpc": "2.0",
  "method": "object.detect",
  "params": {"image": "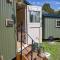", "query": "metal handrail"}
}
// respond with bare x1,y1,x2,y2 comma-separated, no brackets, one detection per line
24,31,35,60
20,22,35,60
24,31,35,43
23,31,44,60
20,22,42,60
